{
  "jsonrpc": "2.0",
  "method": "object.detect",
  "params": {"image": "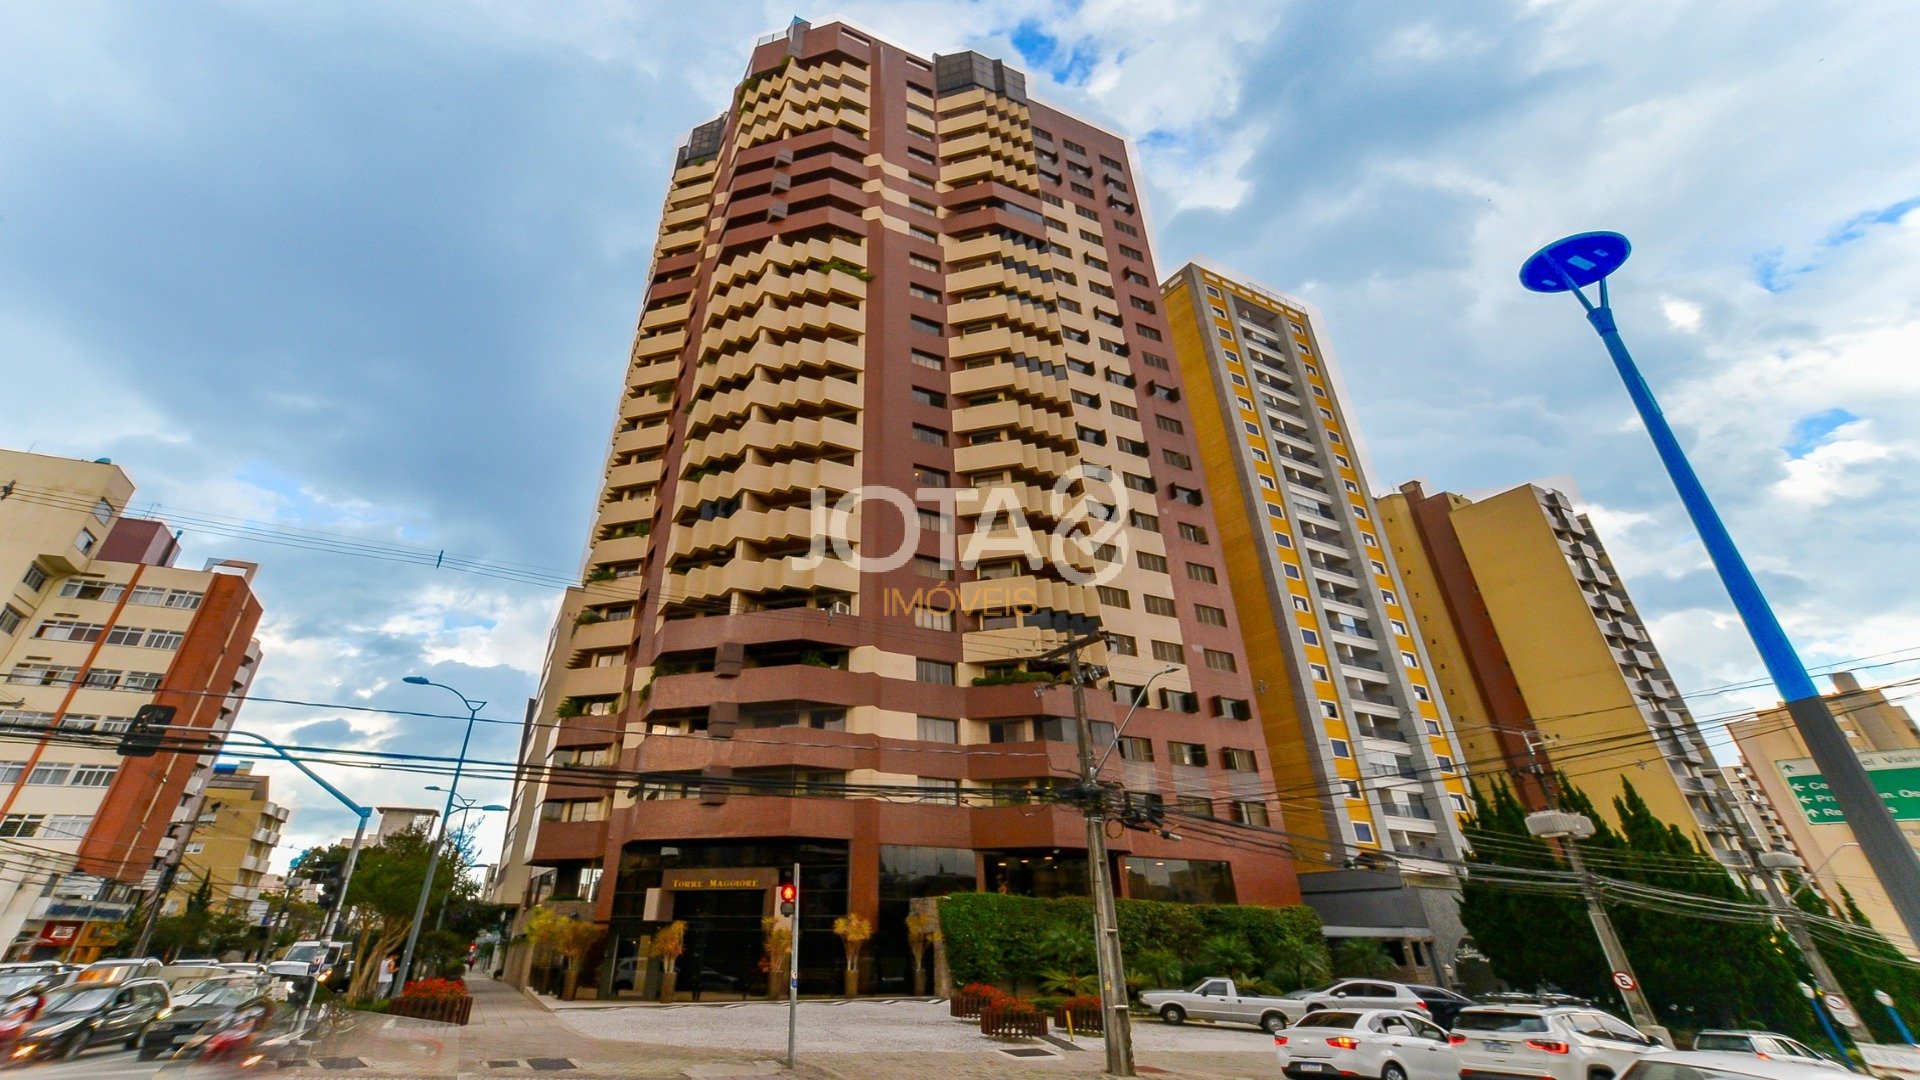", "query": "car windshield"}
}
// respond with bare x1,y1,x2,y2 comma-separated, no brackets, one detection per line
1294,1011,1363,1030
177,984,256,1009
282,945,326,964
1694,1035,1757,1052
1454,1011,1550,1033
0,975,47,996
42,988,115,1014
